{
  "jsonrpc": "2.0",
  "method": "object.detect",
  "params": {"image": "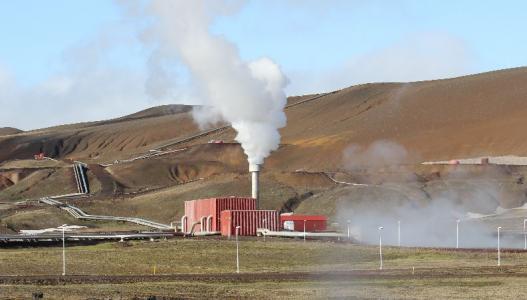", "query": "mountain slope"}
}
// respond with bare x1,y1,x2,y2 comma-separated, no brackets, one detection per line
1,67,527,171
0,127,22,136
